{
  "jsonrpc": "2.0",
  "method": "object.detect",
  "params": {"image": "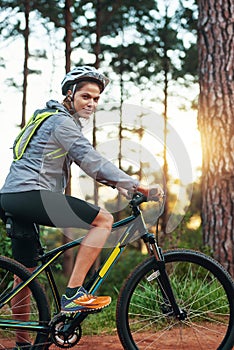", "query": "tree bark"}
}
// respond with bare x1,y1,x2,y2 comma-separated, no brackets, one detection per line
64,0,73,73
63,0,74,278
197,0,234,275
21,0,30,129
91,0,102,273
161,52,169,235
